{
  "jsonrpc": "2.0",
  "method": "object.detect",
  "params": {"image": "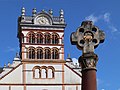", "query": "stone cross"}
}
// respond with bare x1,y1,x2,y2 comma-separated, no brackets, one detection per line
70,21,105,54
70,21,105,90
